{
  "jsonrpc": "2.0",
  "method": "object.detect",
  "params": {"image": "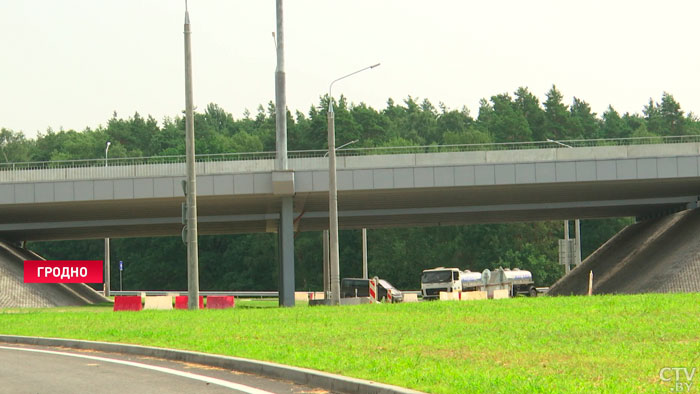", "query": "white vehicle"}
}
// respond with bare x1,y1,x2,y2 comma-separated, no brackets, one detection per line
503,268,537,297
421,266,538,299
420,267,482,300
